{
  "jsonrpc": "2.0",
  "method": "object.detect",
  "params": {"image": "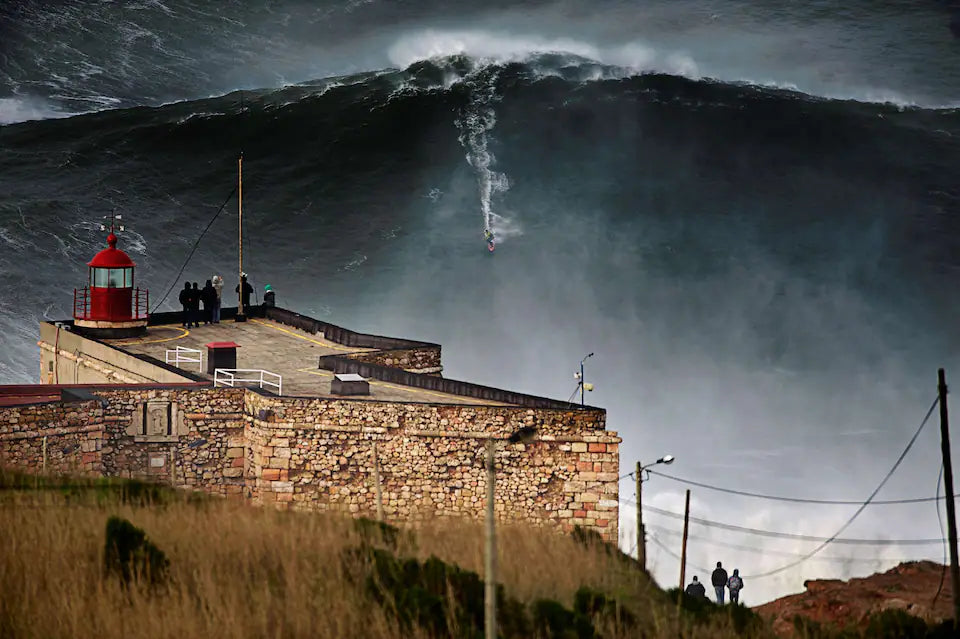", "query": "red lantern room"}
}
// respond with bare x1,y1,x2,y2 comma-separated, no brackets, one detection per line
73,230,149,337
